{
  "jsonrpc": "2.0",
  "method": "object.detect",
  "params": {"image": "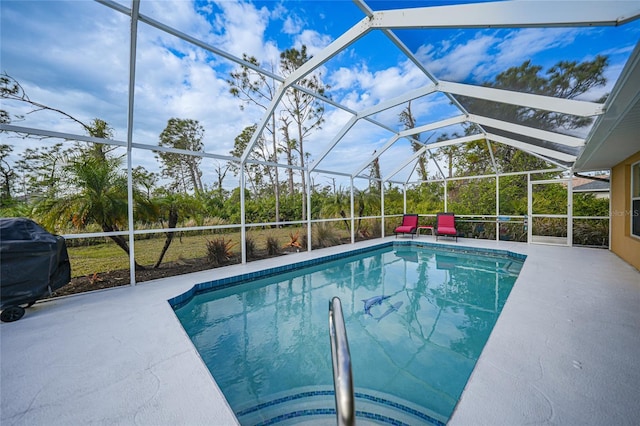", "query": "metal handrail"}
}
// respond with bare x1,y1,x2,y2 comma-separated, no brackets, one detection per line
329,297,355,426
